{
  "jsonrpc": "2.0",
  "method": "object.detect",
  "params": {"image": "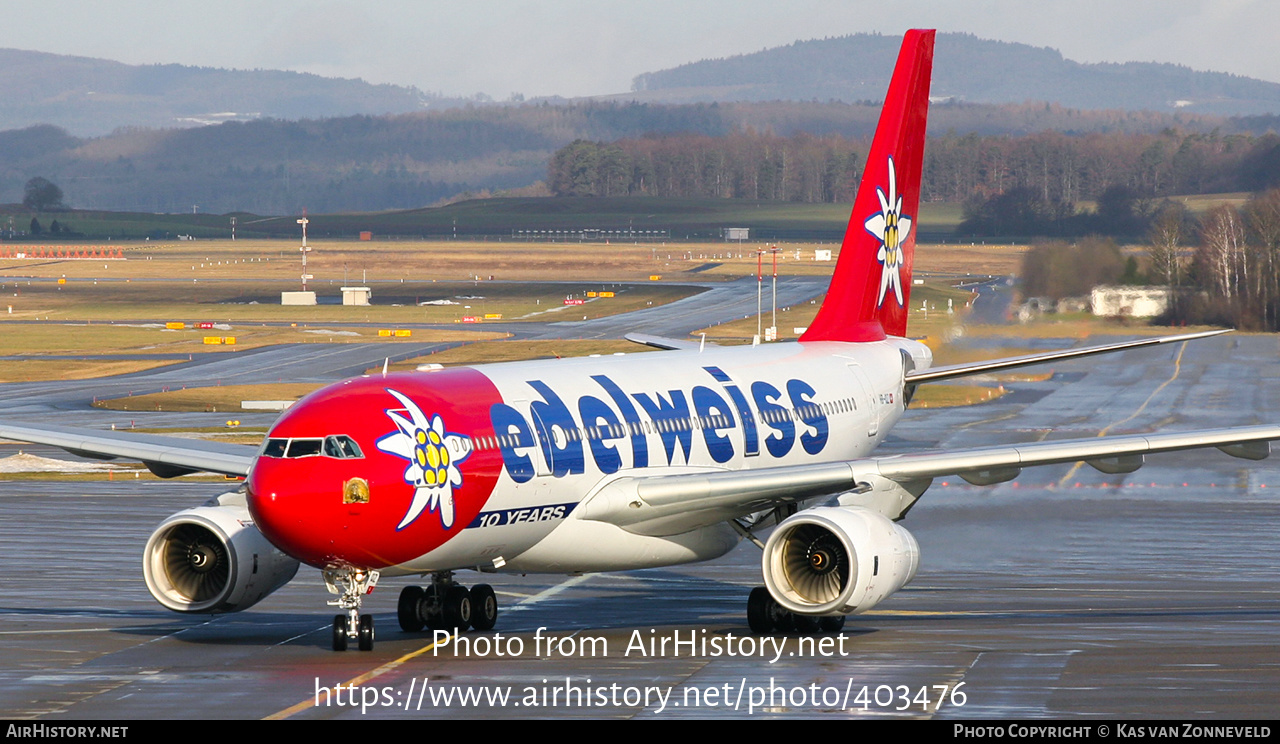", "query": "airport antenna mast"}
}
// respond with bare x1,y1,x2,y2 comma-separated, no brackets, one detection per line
298,209,312,292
